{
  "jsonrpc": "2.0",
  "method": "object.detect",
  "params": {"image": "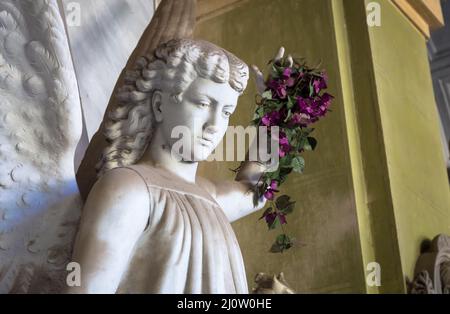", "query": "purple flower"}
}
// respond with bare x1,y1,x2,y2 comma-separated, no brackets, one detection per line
267,68,296,99
285,77,295,87
261,110,281,127
267,79,287,99
313,73,328,94
278,213,287,225
290,112,310,126
297,97,314,116
265,212,287,226
296,94,333,124
321,92,333,107
264,180,279,200
264,211,287,226
261,115,270,126
278,132,291,157
279,136,289,146
315,93,333,117
282,68,293,78
264,212,277,225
